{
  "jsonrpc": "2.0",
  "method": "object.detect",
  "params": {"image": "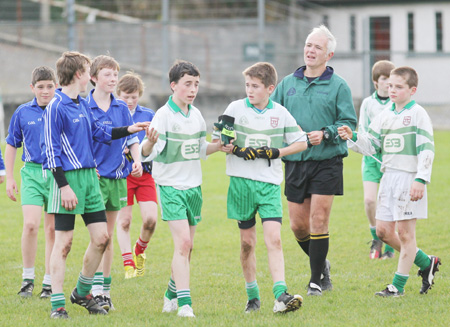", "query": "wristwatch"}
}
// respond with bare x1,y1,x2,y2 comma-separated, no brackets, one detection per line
321,127,330,141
